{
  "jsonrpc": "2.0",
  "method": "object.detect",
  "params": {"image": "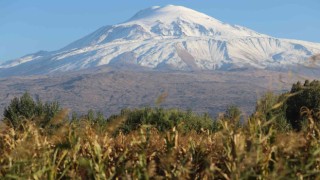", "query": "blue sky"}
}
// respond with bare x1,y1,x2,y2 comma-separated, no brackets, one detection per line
0,0,319,62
